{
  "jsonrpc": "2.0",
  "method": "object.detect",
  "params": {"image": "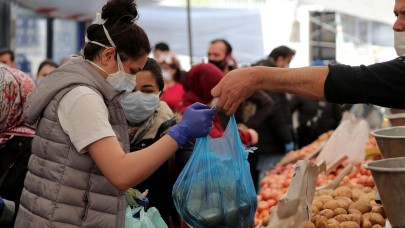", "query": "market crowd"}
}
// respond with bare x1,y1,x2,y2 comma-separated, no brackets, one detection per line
1,0,400,227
